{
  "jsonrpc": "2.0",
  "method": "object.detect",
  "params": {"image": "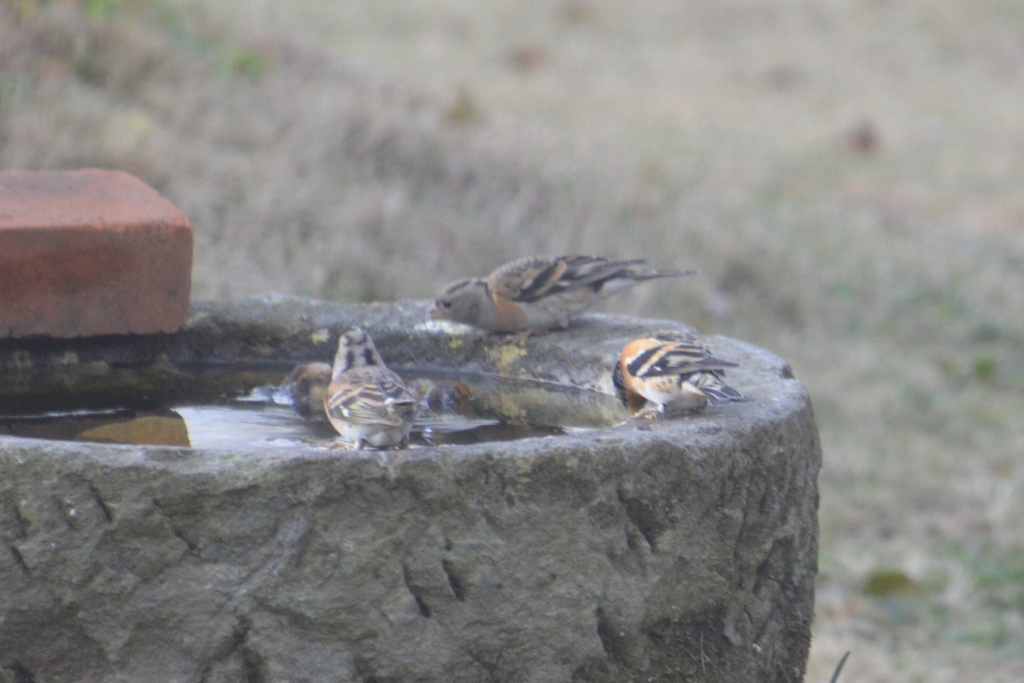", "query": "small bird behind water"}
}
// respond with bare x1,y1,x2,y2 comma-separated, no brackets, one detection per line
431,255,695,338
282,362,332,421
612,330,748,418
324,328,418,449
